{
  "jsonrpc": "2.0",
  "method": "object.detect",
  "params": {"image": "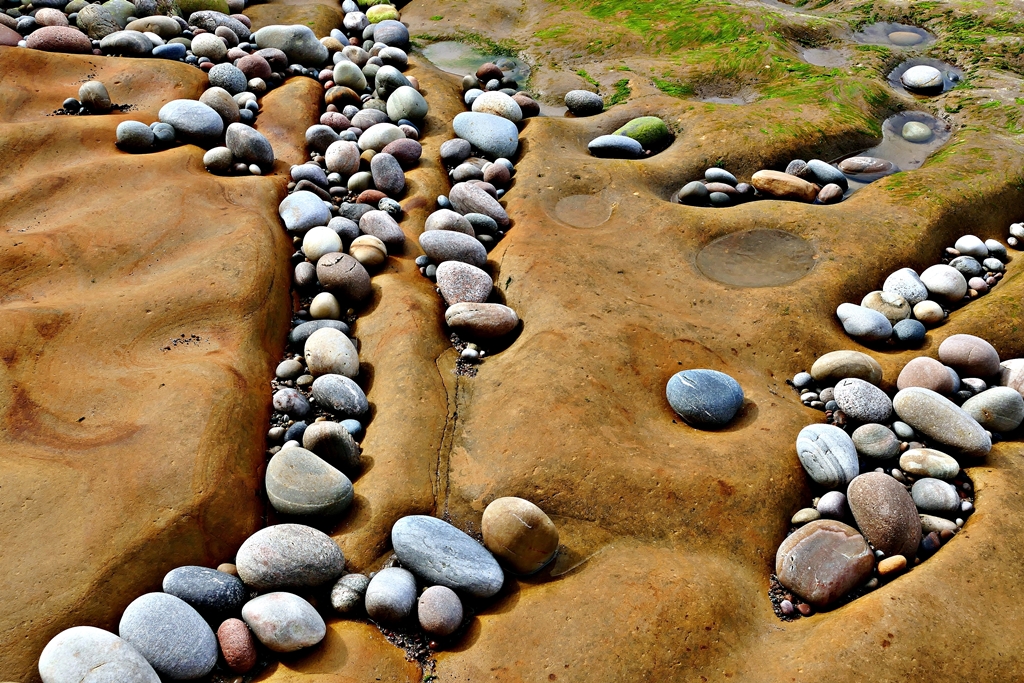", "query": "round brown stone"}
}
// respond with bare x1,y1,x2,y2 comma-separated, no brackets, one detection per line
237,53,272,80
316,252,371,303
897,357,955,393
445,302,519,340
25,26,93,53
482,497,560,574
775,519,874,607
217,618,257,673
938,334,1001,377
877,555,907,577
847,472,921,559
810,350,883,386
217,562,238,576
